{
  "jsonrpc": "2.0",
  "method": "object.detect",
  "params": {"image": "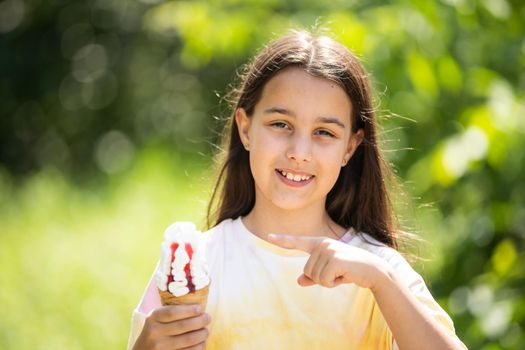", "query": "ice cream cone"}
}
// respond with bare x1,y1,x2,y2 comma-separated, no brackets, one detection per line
155,222,210,311
159,284,210,310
